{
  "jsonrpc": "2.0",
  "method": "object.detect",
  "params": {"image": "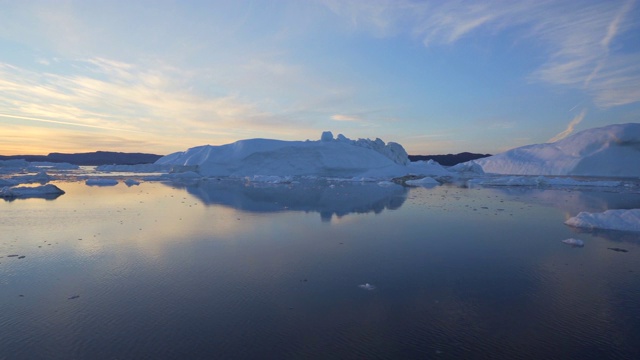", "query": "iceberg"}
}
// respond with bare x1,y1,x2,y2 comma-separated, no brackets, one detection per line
0,184,65,199
473,123,640,177
0,159,30,174
155,132,442,180
565,209,640,232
